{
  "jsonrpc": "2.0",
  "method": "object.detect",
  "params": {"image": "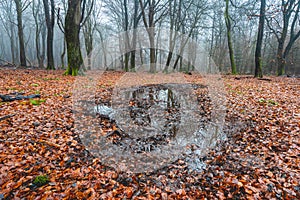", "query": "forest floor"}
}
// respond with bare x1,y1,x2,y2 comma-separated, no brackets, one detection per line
0,69,299,199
